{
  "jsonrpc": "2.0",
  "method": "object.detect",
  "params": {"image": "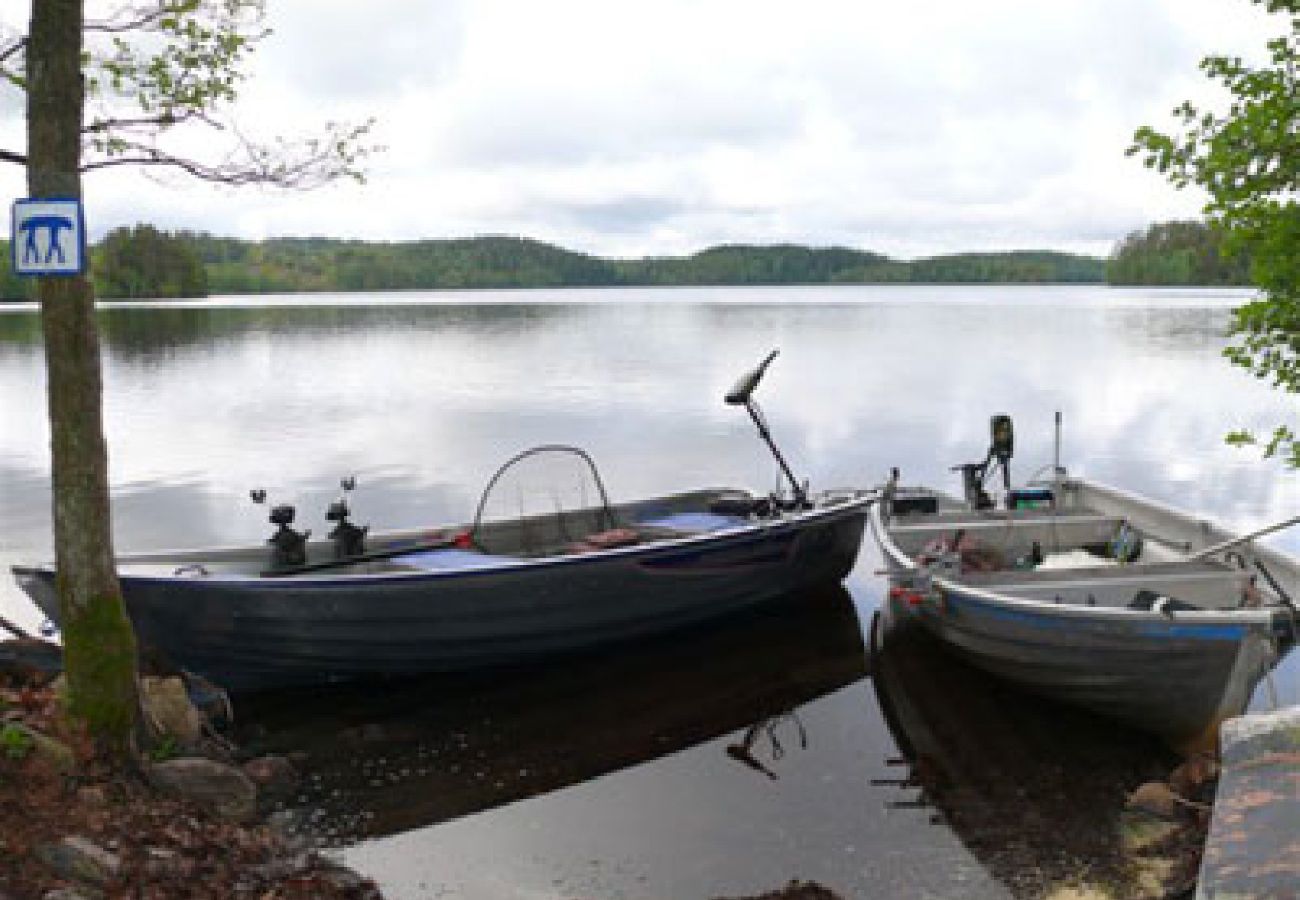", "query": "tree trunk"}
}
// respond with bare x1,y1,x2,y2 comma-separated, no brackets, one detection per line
27,0,139,757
